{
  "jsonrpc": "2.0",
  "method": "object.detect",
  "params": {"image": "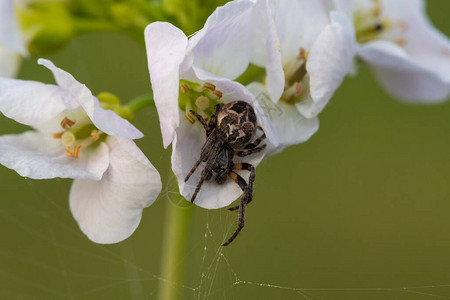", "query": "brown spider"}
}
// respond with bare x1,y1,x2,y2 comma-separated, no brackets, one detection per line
184,100,266,246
